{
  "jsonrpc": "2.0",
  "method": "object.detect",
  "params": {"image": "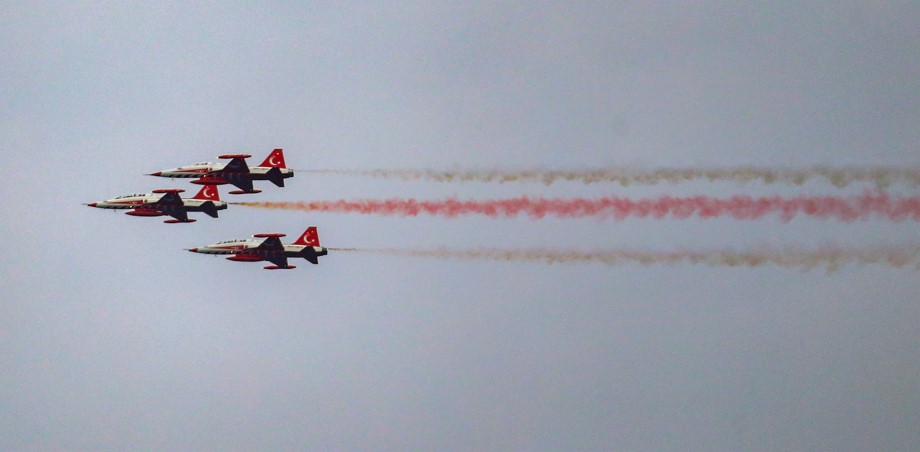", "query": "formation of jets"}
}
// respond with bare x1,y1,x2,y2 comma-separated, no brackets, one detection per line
86,148,327,270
